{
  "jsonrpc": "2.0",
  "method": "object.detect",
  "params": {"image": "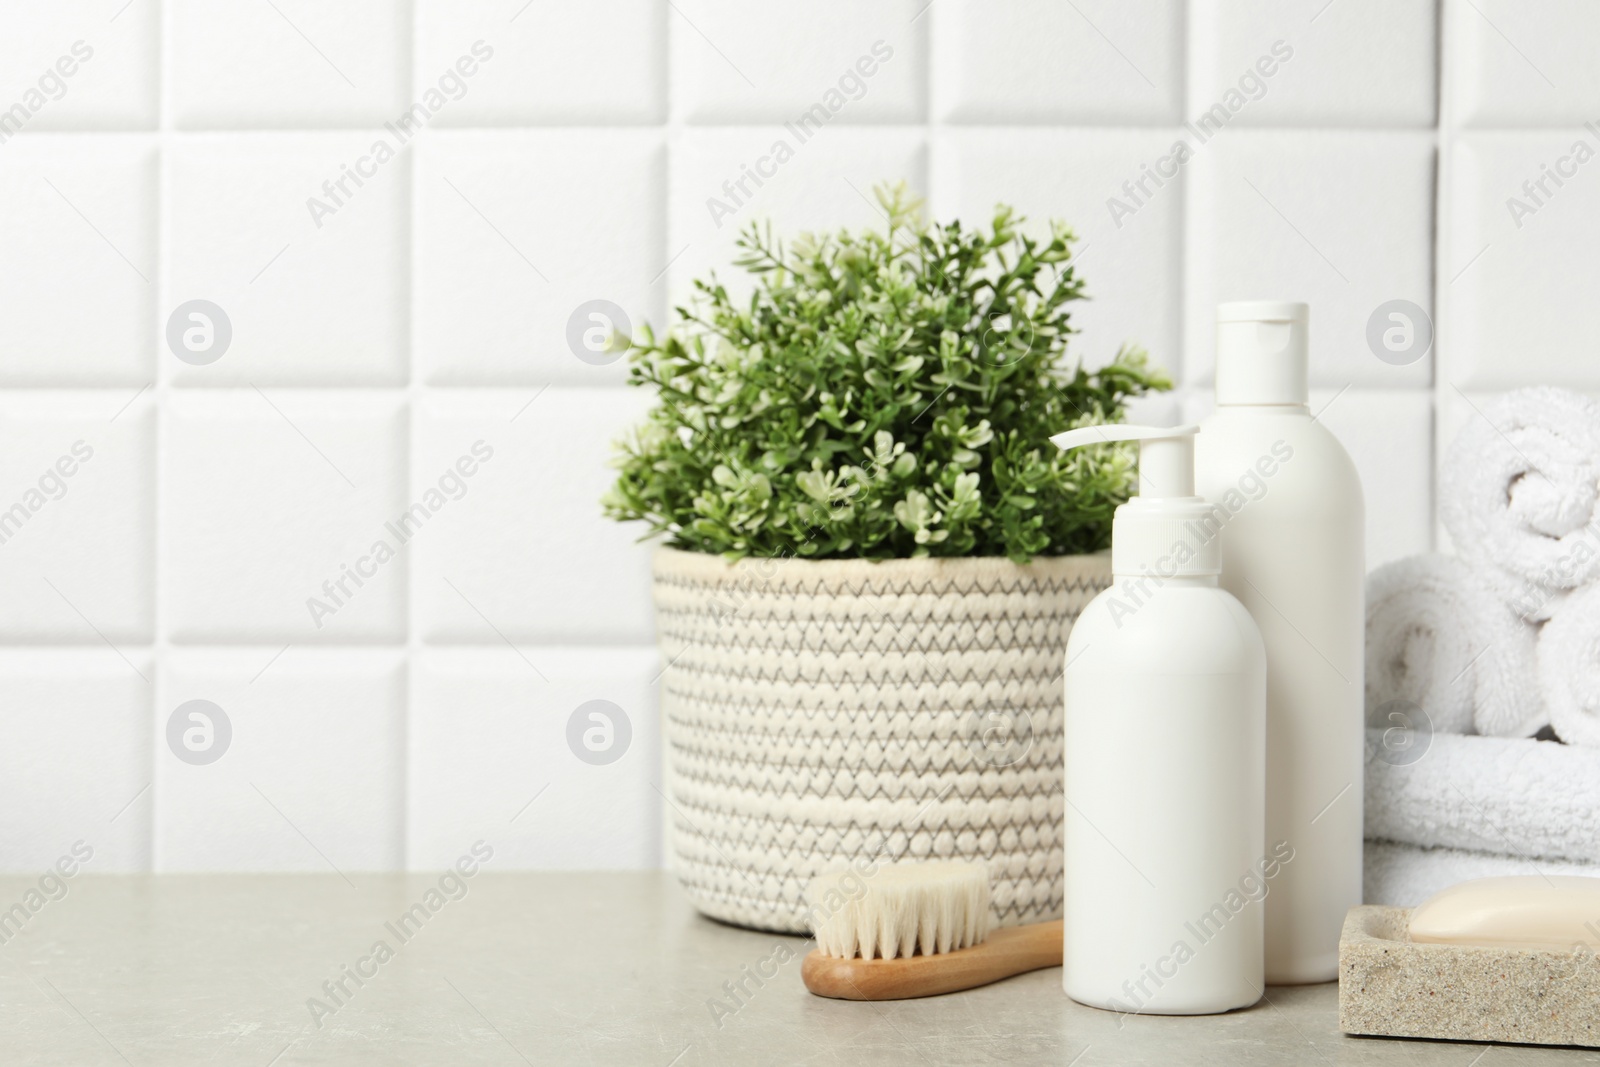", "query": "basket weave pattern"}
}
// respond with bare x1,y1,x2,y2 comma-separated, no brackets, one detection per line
652,547,1112,933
